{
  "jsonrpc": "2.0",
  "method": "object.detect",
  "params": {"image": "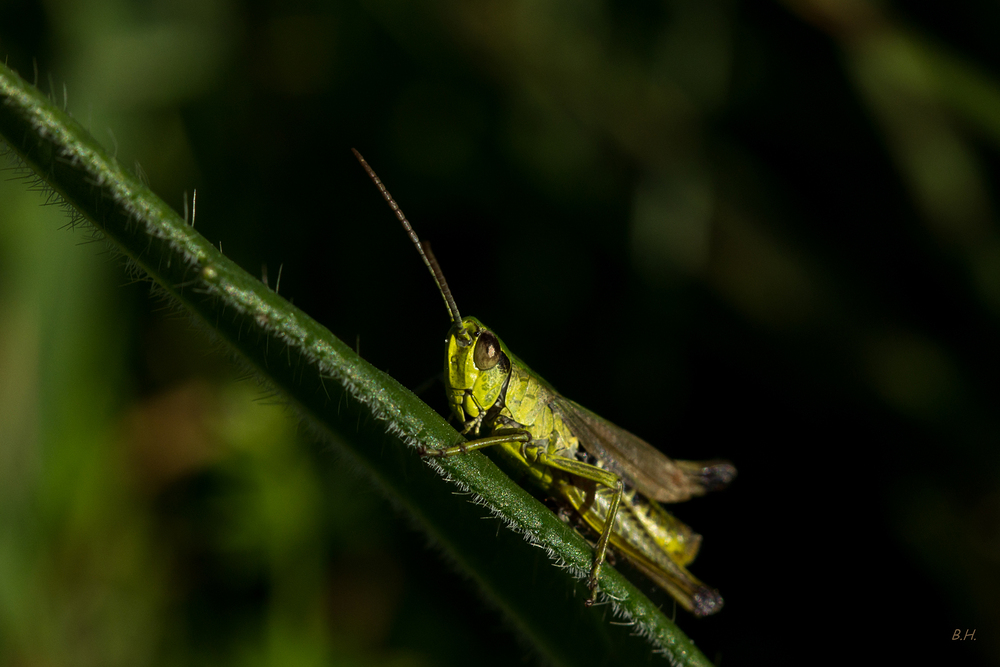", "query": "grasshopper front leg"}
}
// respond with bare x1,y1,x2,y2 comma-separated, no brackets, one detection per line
417,430,531,457
421,431,624,606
